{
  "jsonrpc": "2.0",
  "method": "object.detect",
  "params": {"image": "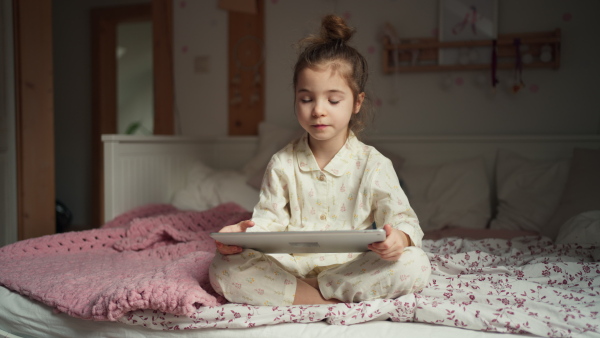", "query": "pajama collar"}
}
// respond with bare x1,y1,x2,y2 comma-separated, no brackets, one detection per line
295,131,359,177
